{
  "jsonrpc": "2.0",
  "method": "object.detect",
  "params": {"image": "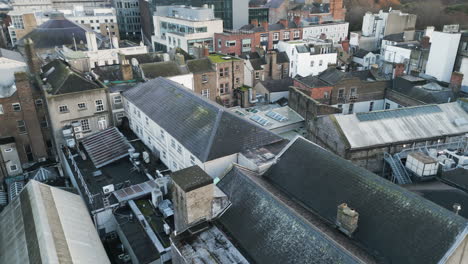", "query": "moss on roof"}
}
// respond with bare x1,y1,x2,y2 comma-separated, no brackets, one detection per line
208,54,239,63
